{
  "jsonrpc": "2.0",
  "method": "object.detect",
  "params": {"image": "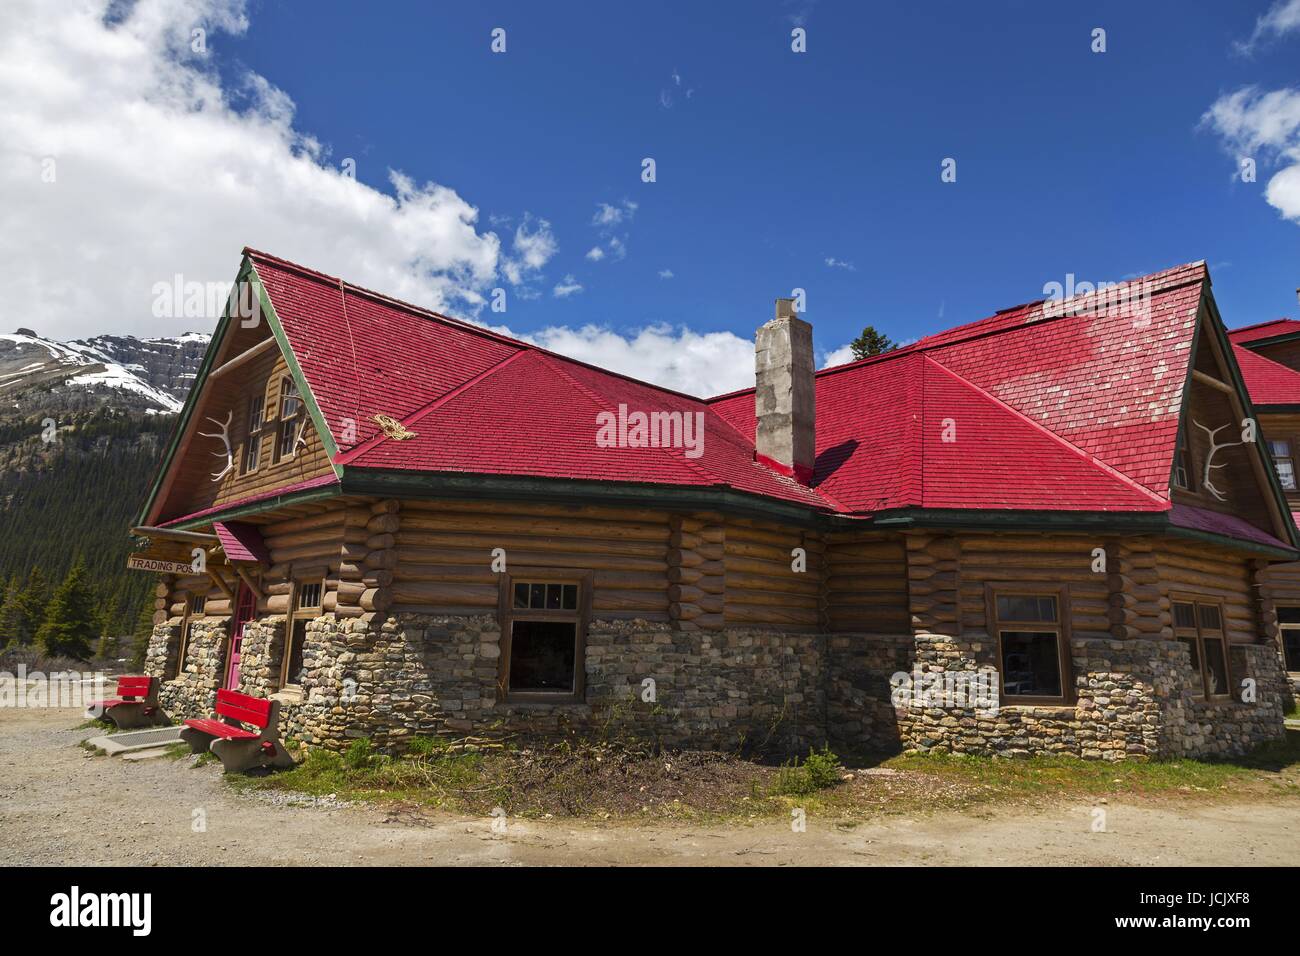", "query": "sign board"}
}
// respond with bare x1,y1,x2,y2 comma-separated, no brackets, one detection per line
127,554,194,575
